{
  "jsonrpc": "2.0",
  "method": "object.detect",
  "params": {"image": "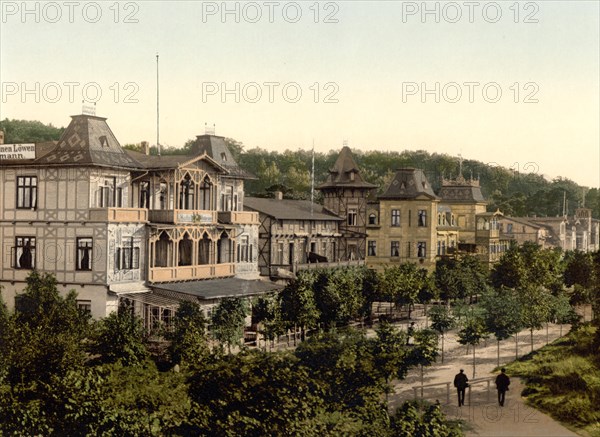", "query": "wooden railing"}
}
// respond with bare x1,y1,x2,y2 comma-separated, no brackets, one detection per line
148,209,218,224
412,376,496,405
218,211,259,224
148,263,235,282
89,208,148,222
